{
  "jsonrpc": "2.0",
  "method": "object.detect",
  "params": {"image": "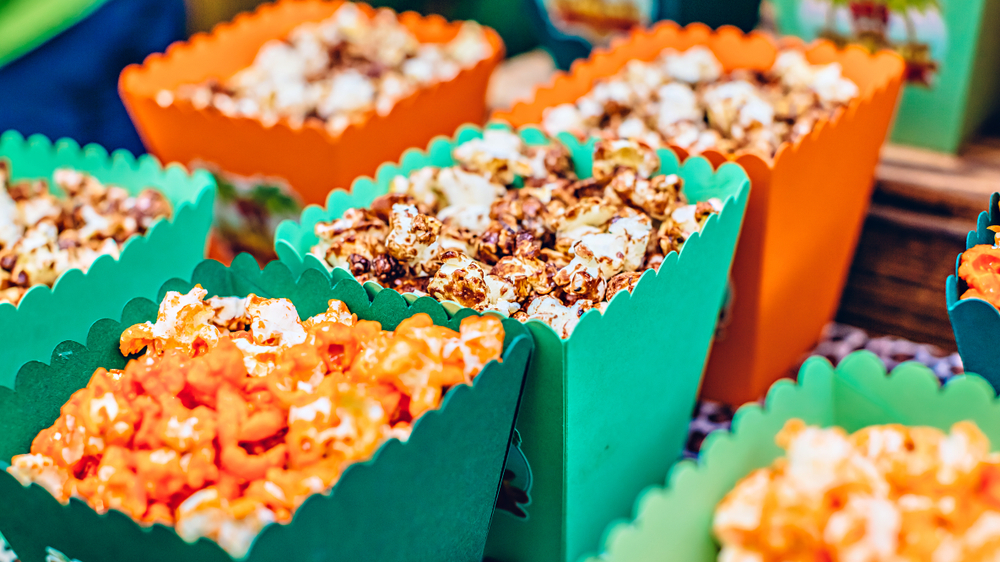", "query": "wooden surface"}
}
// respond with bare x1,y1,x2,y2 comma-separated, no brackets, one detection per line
840,138,1000,351
876,141,1000,219
835,202,968,351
